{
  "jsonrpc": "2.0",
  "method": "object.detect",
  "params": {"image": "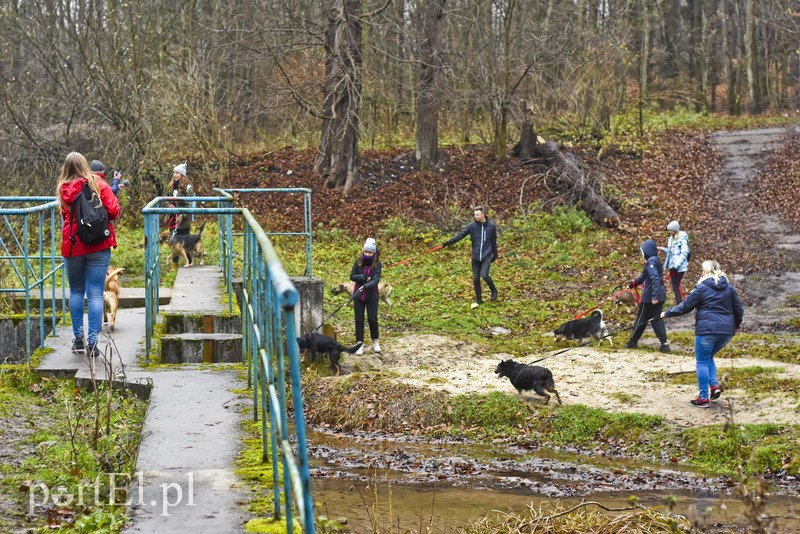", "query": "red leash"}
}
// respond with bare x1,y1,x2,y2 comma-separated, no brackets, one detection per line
573,286,641,320
385,244,444,269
